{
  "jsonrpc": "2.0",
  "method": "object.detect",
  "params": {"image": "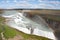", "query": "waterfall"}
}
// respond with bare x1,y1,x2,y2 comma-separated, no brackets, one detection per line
1,10,55,39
